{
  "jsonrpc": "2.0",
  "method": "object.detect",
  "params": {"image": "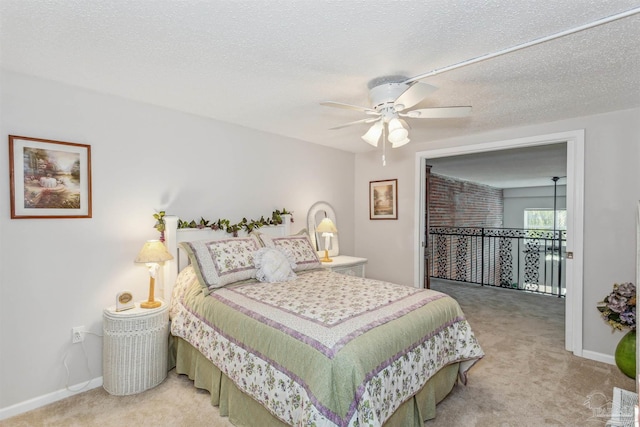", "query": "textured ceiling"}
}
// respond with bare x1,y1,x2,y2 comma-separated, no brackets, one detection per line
1,0,639,158
426,143,568,189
